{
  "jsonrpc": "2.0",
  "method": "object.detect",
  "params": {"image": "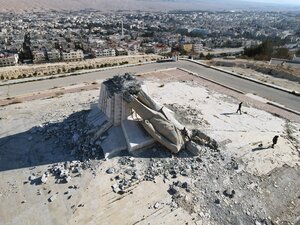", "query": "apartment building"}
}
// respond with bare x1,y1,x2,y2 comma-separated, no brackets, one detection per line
0,54,19,67
62,50,84,61
47,50,61,62
33,51,46,63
